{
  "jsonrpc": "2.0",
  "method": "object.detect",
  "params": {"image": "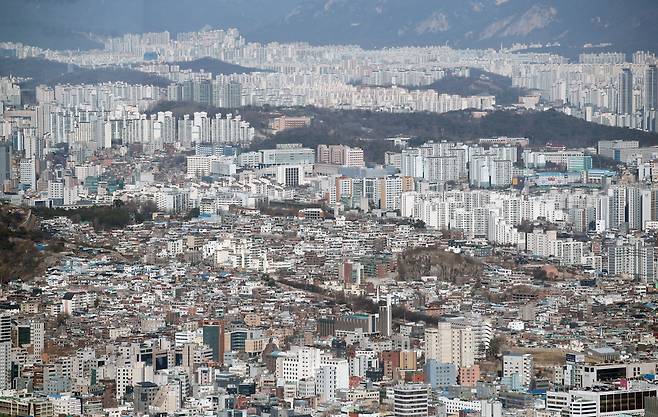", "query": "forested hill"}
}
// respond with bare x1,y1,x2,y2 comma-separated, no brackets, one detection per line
254,108,658,164
434,110,658,147
413,69,529,105
147,100,658,164
0,58,171,89
0,204,51,283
